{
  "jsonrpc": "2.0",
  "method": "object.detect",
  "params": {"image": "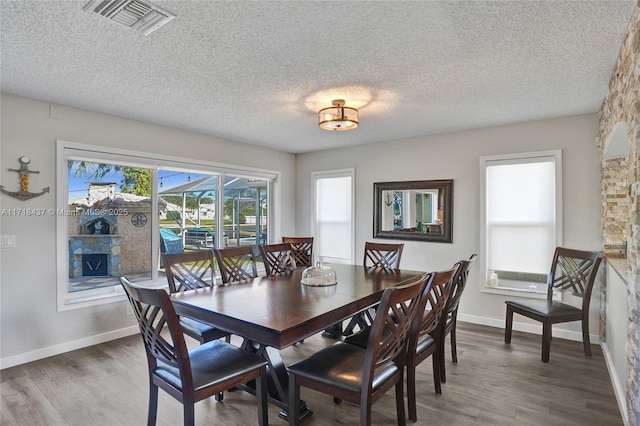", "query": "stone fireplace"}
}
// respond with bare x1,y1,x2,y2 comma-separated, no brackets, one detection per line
68,212,121,278
68,183,167,281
